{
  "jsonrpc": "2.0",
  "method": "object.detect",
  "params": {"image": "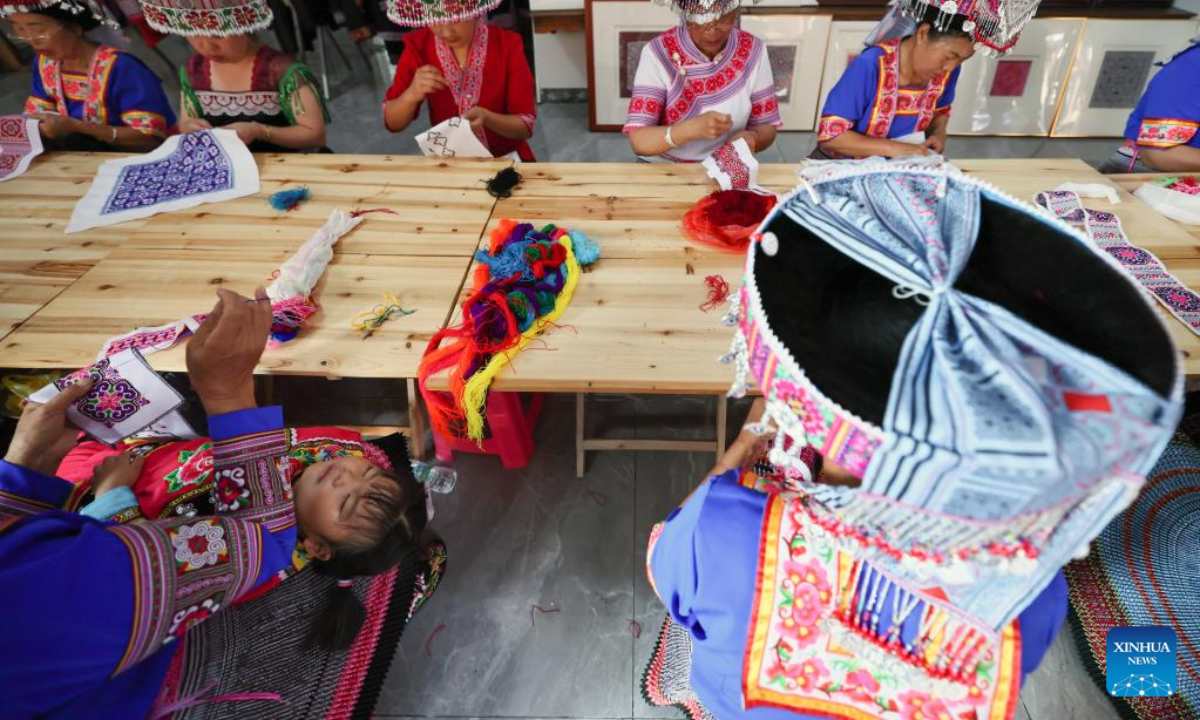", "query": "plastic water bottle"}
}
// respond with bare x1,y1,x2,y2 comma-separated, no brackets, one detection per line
411,460,457,494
